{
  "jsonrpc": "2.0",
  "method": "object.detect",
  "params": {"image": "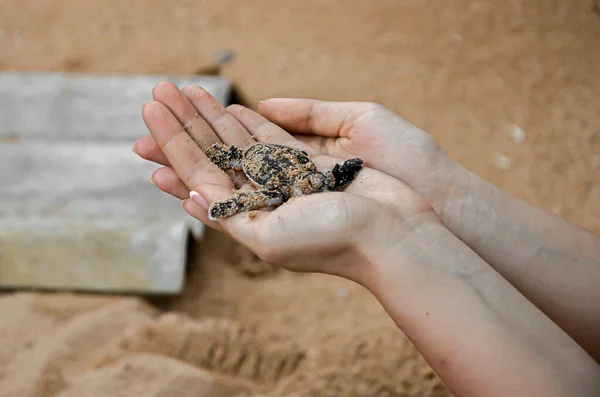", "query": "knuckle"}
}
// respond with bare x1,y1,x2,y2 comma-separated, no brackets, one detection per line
258,246,285,265
226,104,244,113
255,247,277,264
187,85,210,101
252,223,281,263
306,101,316,129
243,135,258,147
181,84,199,95
181,158,207,186
181,170,197,187
255,122,276,138
253,224,273,249
364,101,384,112
161,129,185,152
